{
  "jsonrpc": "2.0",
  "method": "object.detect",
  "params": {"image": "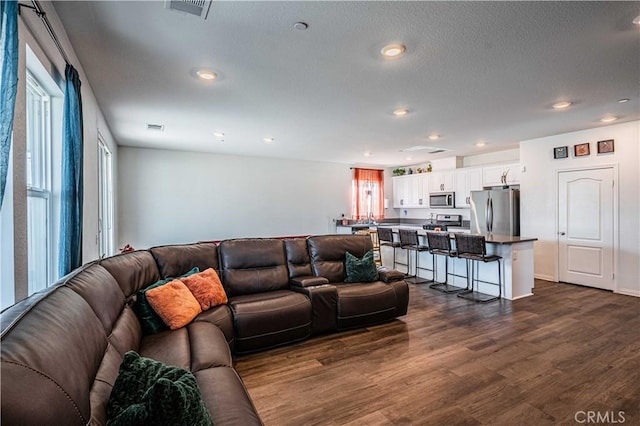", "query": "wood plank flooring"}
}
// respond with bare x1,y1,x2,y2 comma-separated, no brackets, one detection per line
234,280,640,425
